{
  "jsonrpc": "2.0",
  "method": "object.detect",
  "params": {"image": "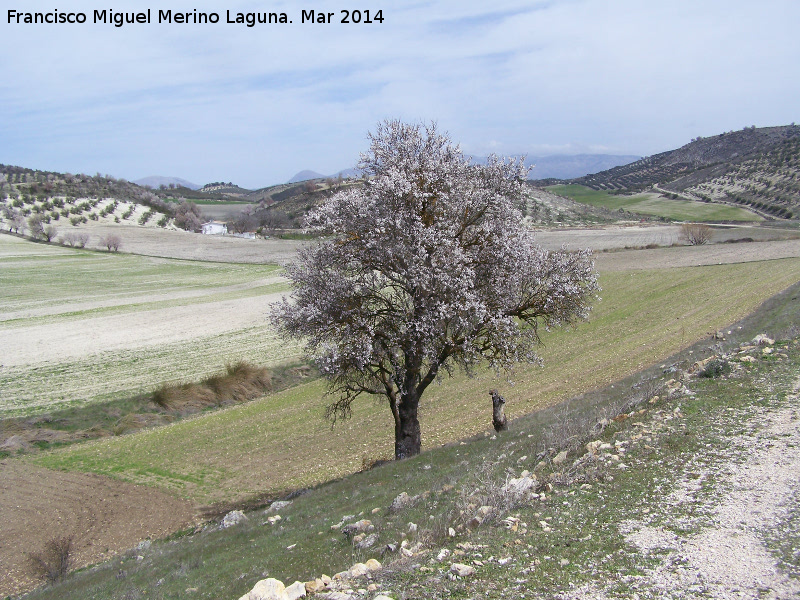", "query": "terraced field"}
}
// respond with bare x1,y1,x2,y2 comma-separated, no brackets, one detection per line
0,235,298,417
